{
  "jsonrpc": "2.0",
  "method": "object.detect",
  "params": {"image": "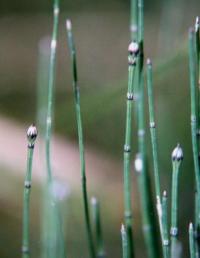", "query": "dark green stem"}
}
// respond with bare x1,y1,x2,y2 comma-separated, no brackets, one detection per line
65,19,96,258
